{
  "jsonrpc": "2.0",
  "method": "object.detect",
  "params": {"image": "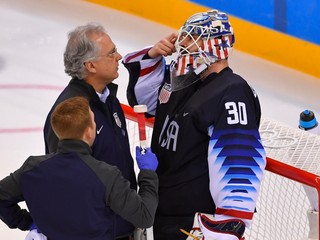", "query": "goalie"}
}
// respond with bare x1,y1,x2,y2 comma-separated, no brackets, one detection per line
123,9,266,240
